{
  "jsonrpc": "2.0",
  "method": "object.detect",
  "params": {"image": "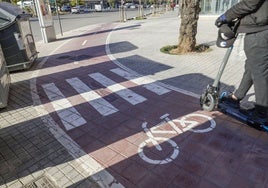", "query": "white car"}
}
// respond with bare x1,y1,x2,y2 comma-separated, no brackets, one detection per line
71,5,84,14
95,4,102,12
